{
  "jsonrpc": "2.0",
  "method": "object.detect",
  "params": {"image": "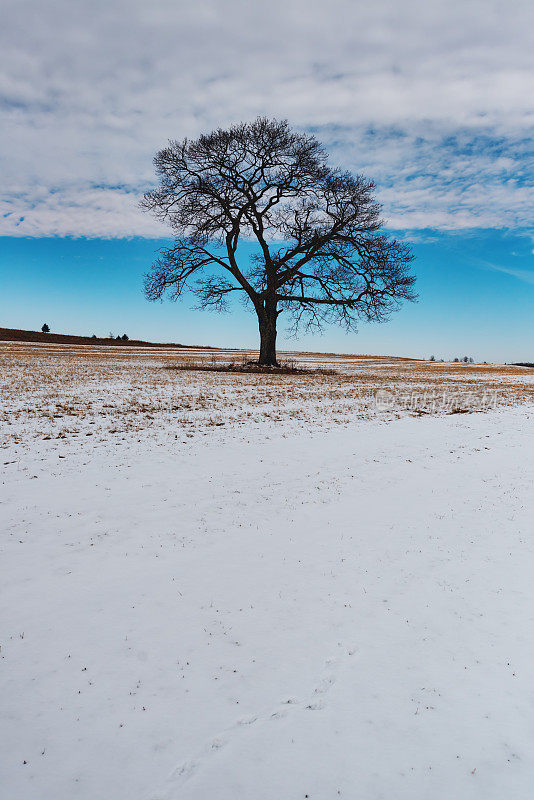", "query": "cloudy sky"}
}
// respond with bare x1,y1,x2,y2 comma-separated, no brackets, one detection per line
1,0,533,359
